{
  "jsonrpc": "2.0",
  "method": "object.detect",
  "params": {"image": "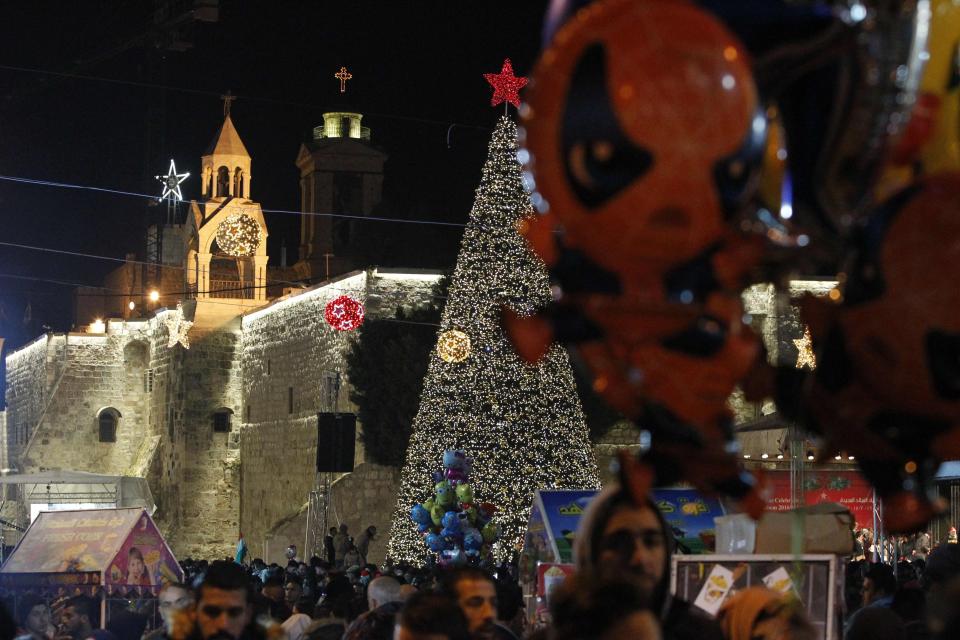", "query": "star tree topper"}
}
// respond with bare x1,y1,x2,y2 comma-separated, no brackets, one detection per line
165,303,194,349
156,159,190,202
483,58,527,109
